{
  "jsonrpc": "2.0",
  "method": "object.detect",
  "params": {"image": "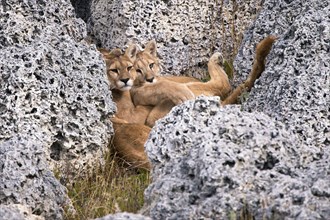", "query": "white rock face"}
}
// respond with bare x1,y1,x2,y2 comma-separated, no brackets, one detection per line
236,0,330,149
142,97,329,219
87,0,262,78
0,0,115,218
139,0,330,218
